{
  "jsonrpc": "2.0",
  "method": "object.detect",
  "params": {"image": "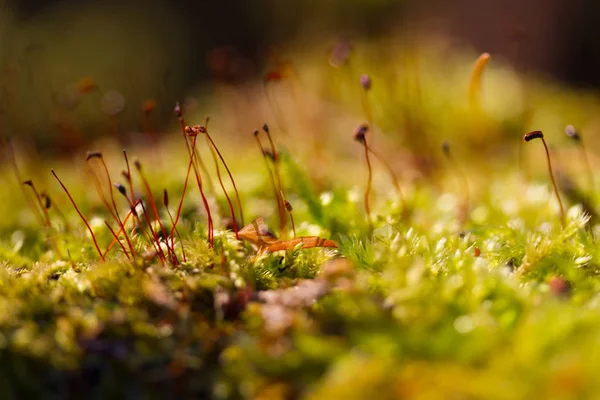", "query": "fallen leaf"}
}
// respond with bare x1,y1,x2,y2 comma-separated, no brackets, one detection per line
238,217,337,253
